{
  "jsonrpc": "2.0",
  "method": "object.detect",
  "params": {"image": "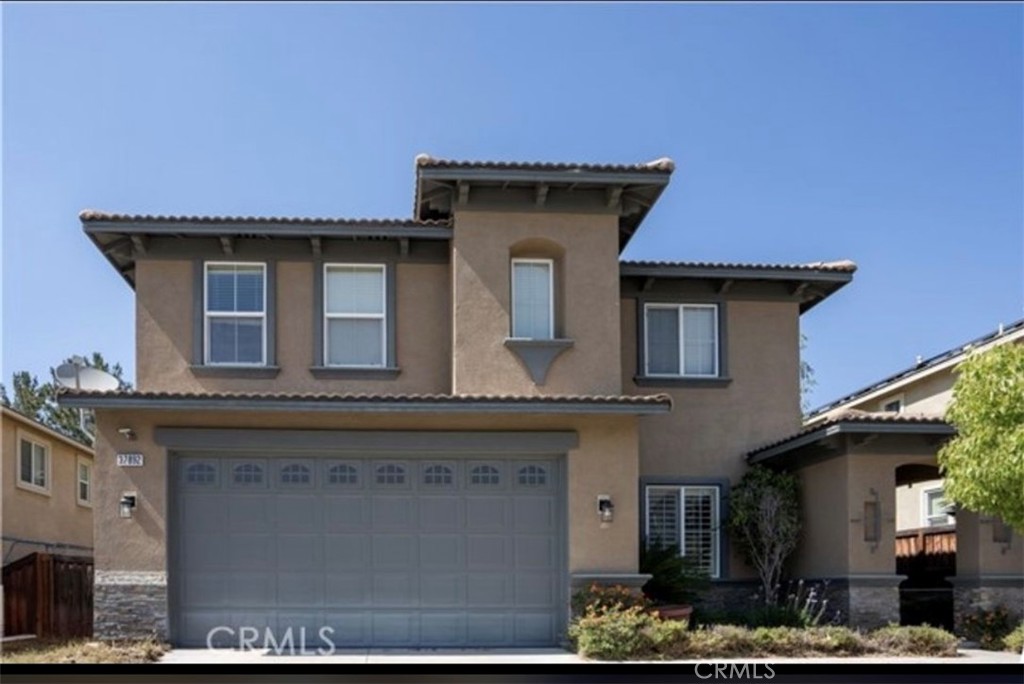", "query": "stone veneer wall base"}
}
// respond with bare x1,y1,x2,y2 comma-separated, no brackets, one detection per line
94,571,169,641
